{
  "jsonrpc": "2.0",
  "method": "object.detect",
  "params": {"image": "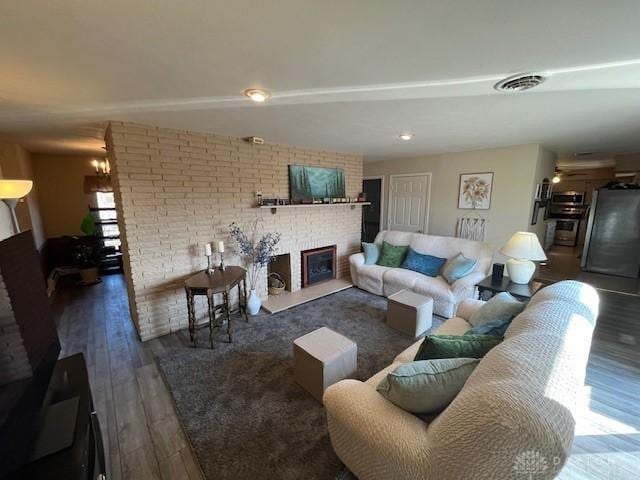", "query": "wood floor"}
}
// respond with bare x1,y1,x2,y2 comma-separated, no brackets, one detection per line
53,274,639,480
538,245,640,295
54,275,202,480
